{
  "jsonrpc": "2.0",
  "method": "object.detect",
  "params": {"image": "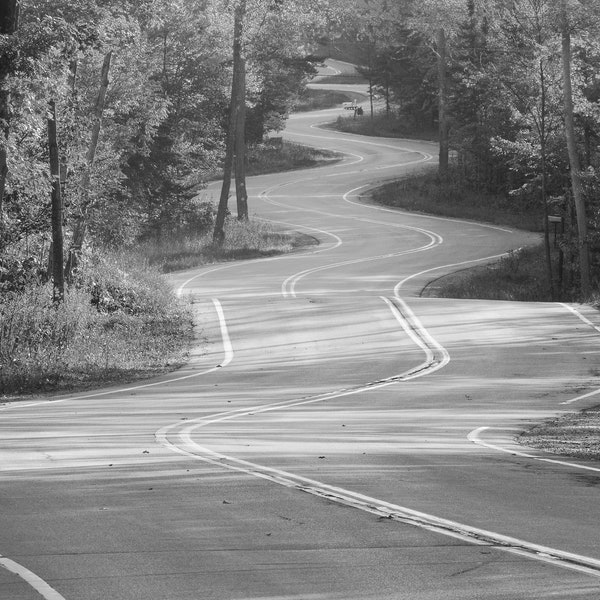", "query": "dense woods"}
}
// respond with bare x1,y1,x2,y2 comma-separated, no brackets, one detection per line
2,0,600,392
